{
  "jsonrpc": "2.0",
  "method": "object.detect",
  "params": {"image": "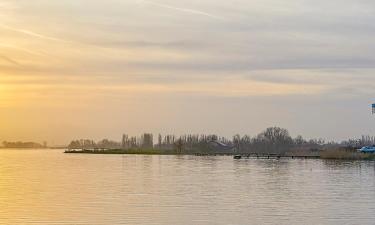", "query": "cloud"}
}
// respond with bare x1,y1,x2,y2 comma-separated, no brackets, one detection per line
1,0,375,142
89,39,203,49
0,43,46,56
0,55,19,65
0,24,70,43
137,0,225,20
